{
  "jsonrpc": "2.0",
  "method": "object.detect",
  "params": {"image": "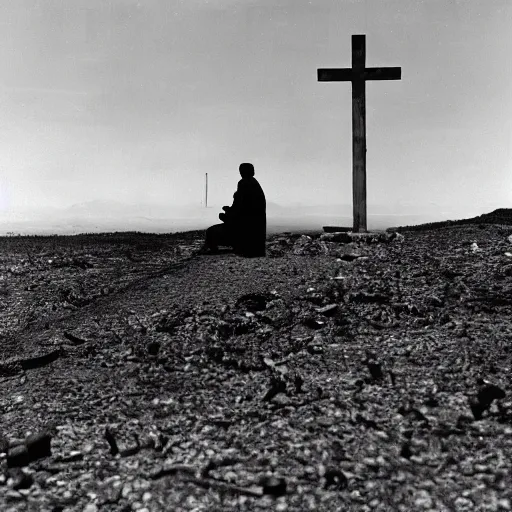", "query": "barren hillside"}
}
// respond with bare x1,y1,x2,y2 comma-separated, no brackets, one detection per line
1,222,512,511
